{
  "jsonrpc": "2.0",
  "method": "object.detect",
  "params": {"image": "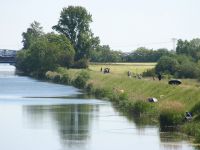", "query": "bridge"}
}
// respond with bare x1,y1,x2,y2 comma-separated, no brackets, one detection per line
0,56,16,64
0,49,17,64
